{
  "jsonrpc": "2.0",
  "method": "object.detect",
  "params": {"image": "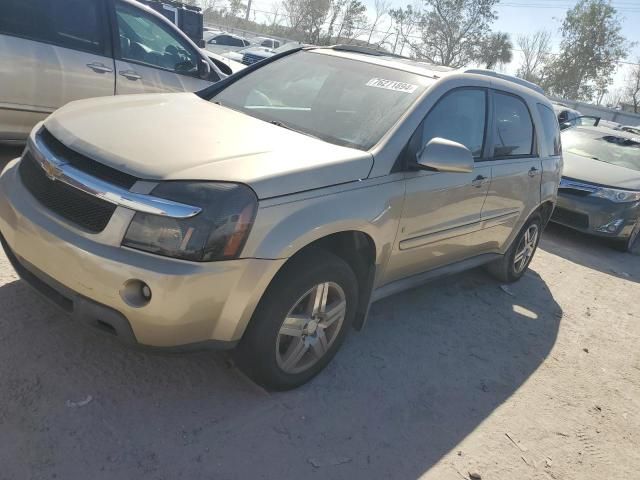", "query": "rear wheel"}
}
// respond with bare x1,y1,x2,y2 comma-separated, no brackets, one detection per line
235,249,358,390
487,215,542,283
